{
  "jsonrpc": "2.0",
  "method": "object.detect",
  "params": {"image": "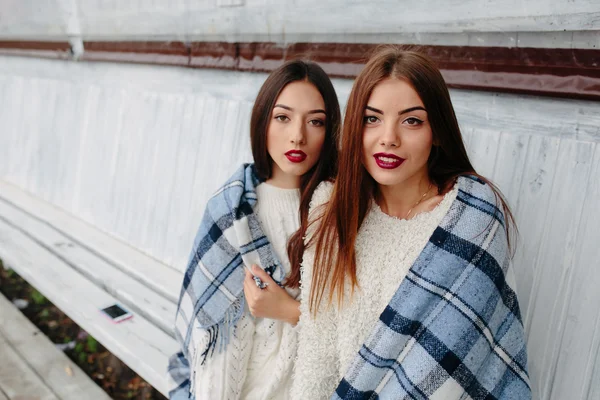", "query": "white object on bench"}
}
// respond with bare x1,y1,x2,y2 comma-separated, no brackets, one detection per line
0,291,112,400
0,180,183,397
